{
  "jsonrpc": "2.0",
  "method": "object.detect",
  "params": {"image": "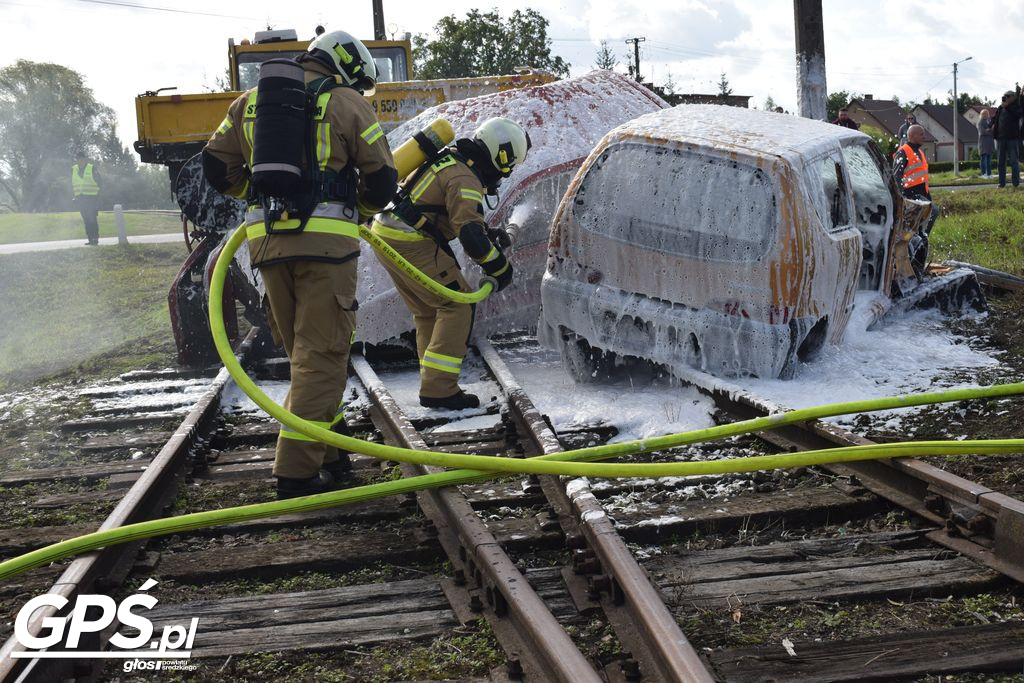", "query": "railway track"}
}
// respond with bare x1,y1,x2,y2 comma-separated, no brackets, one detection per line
1,331,1023,681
